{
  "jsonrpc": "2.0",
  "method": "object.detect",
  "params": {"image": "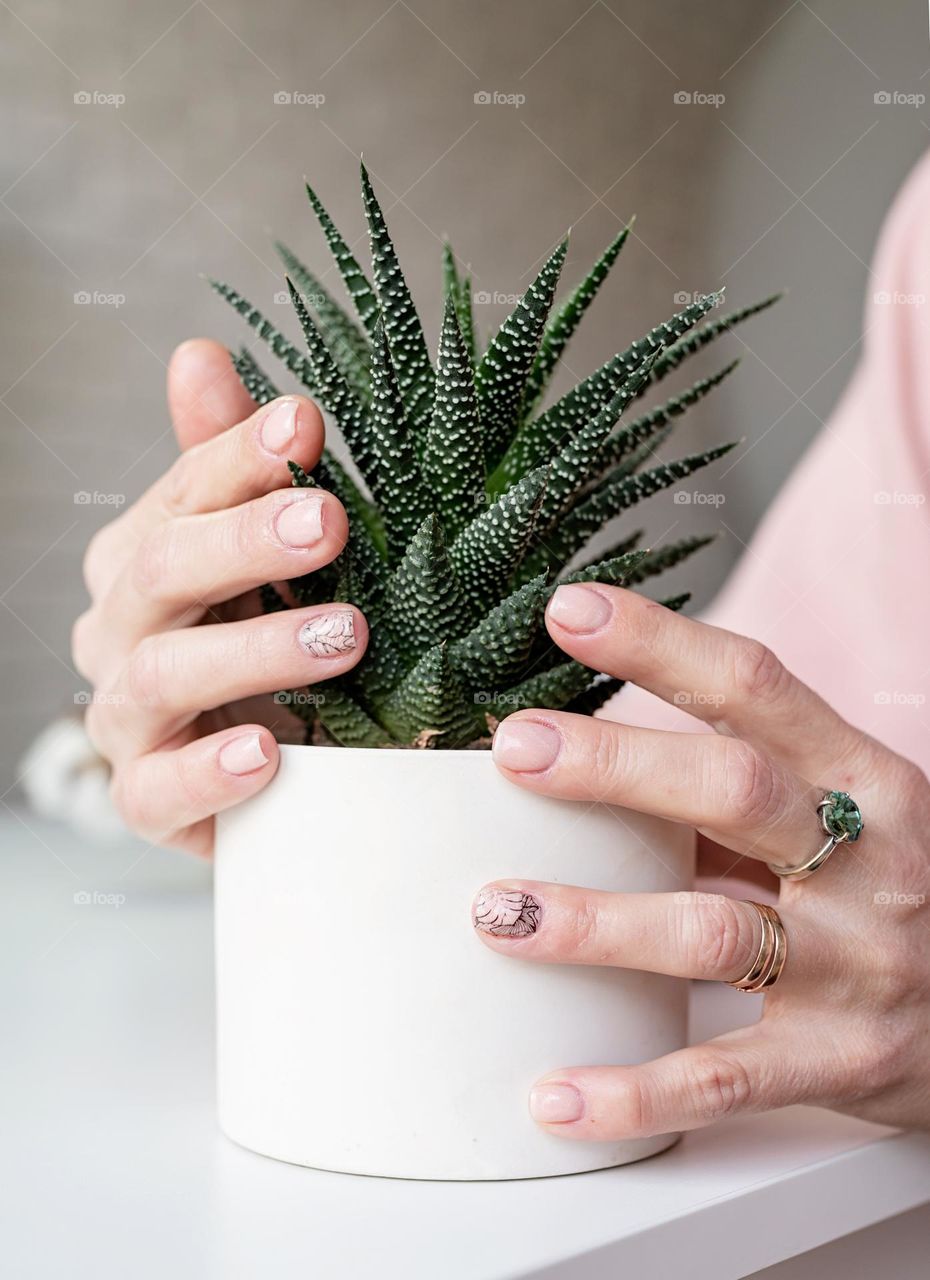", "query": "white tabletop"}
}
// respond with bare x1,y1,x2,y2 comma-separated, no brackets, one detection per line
3,809,929,1280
